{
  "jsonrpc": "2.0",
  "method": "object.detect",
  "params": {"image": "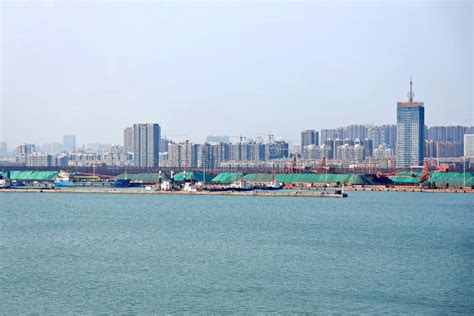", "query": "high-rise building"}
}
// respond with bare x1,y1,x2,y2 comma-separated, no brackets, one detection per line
464,134,474,157
17,143,35,155
367,125,397,151
302,144,332,160
396,79,425,168
425,140,463,158
203,142,231,168
301,130,319,148
63,135,76,152
123,127,134,153
355,138,373,157
266,140,289,160
26,153,53,167
320,128,344,142
167,140,199,168
427,126,468,143
335,143,365,162
373,144,394,158
133,123,161,168
344,125,368,141
16,143,36,165
159,137,171,153
385,124,397,151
